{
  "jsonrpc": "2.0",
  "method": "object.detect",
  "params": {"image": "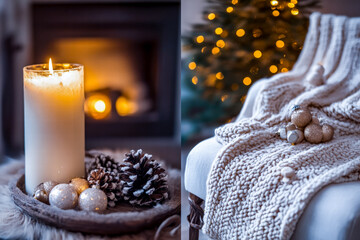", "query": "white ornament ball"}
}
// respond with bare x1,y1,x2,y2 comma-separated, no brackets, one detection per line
49,184,78,210
79,188,107,212
286,123,296,131
277,127,287,139
287,130,304,144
